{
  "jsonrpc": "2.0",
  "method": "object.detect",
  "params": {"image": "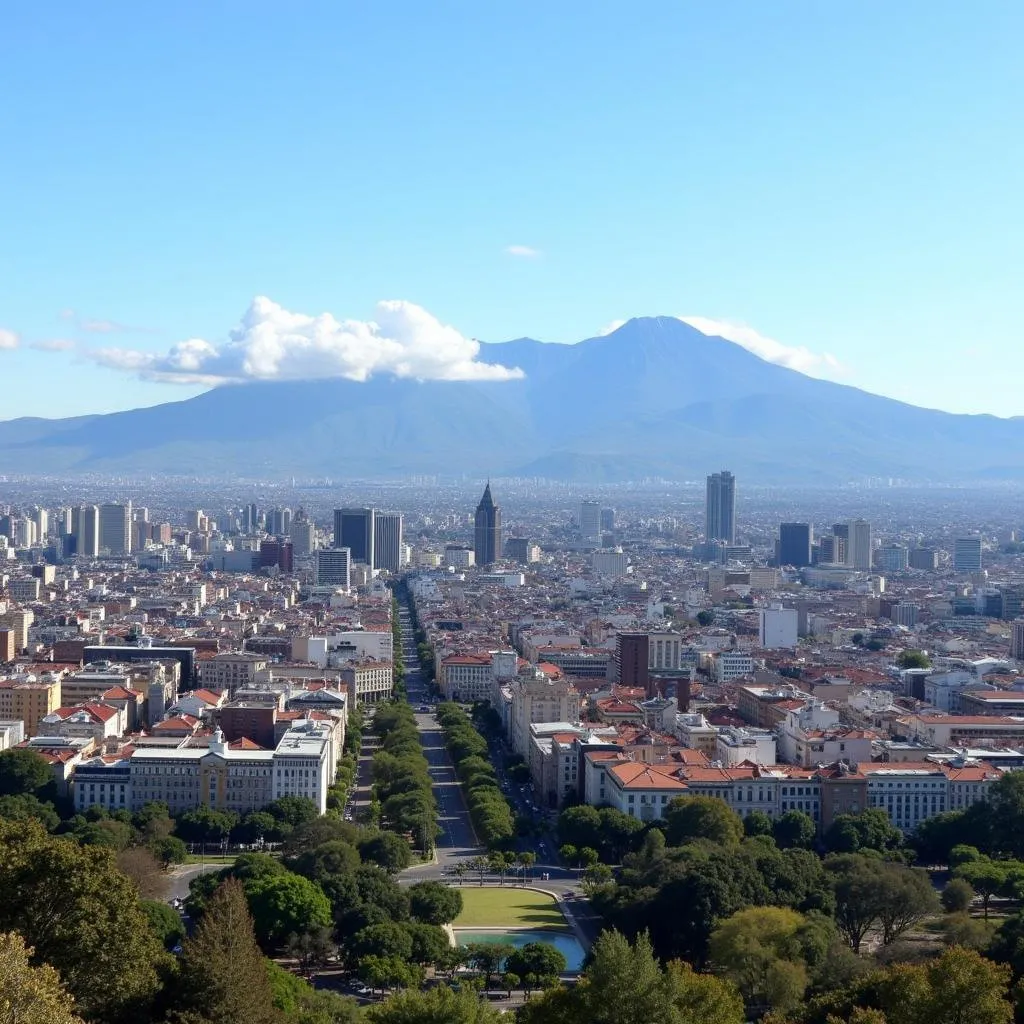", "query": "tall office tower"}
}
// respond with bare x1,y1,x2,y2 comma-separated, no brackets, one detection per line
76,505,100,557
334,508,375,565
578,500,601,544
186,509,205,532
291,520,316,556
315,547,351,588
57,507,73,536
99,503,132,554
908,547,938,571
0,514,12,539
1012,620,1024,661
846,519,872,569
705,470,736,543
473,482,502,566
243,504,259,533
32,508,48,541
953,536,983,573
880,544,909,573
134,506,149,523
614,633,650,692
373,512,404,572
133,520,151,551
269,507,292,536
600,508,616,532
778,523,813,567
